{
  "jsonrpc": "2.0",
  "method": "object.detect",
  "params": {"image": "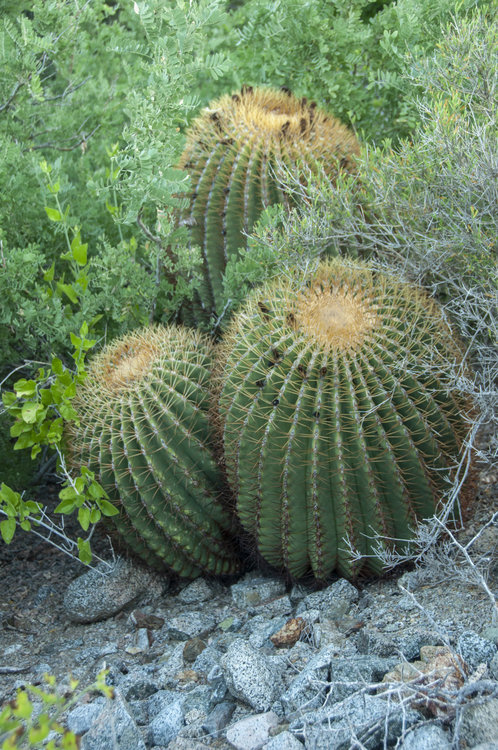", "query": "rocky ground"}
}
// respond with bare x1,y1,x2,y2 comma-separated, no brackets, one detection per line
1,462,497,750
